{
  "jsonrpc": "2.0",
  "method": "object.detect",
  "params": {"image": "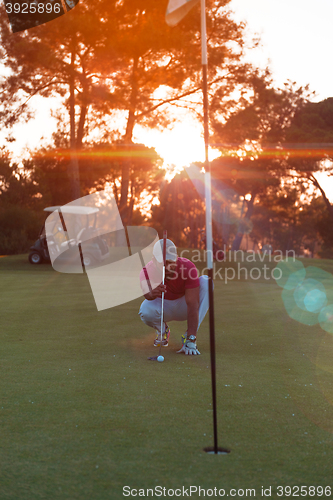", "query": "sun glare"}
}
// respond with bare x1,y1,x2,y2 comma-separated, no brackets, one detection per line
134,121,220,178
